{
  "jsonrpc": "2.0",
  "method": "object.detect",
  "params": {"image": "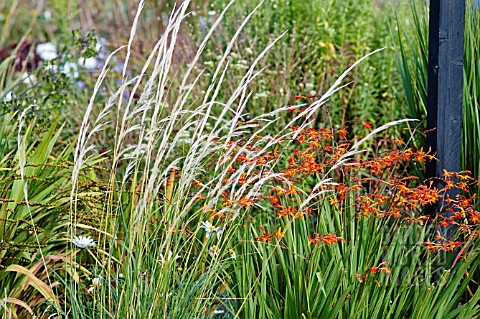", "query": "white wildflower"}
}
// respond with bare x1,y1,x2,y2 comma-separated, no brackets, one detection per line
229,249,236,260
21,73,36,86
63,62,79,78
43,64,58,72
36,42,57,61
200,221,221,239
72,235,96,249
2,91,13,102
43,10,52,21
78,57,98,70
87,275,101,293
